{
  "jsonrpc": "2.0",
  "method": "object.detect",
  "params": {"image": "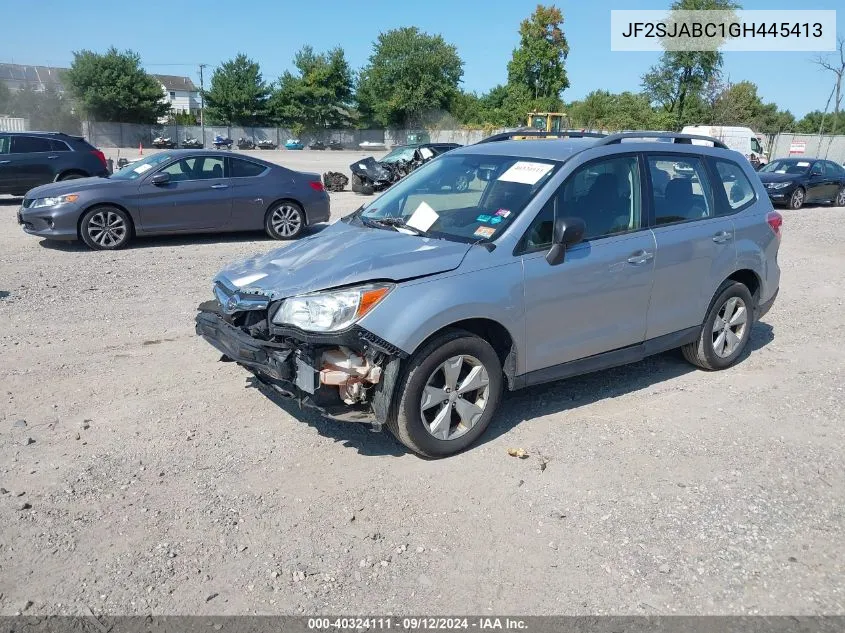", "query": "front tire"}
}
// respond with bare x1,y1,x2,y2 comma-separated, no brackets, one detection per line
79,206,132,250
682,281,754,371
265,201,304,240
388,330,503,458
789,187,805,210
